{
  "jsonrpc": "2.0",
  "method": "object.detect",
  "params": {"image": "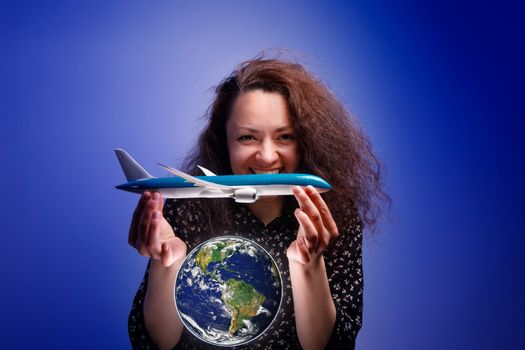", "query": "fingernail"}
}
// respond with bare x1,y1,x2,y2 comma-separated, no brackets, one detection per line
153,192,160,200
